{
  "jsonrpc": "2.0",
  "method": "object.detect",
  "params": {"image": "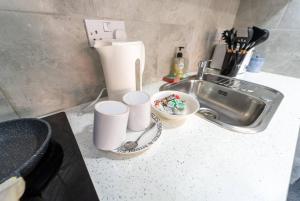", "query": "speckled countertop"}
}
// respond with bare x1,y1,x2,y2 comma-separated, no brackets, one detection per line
66,72,300,201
